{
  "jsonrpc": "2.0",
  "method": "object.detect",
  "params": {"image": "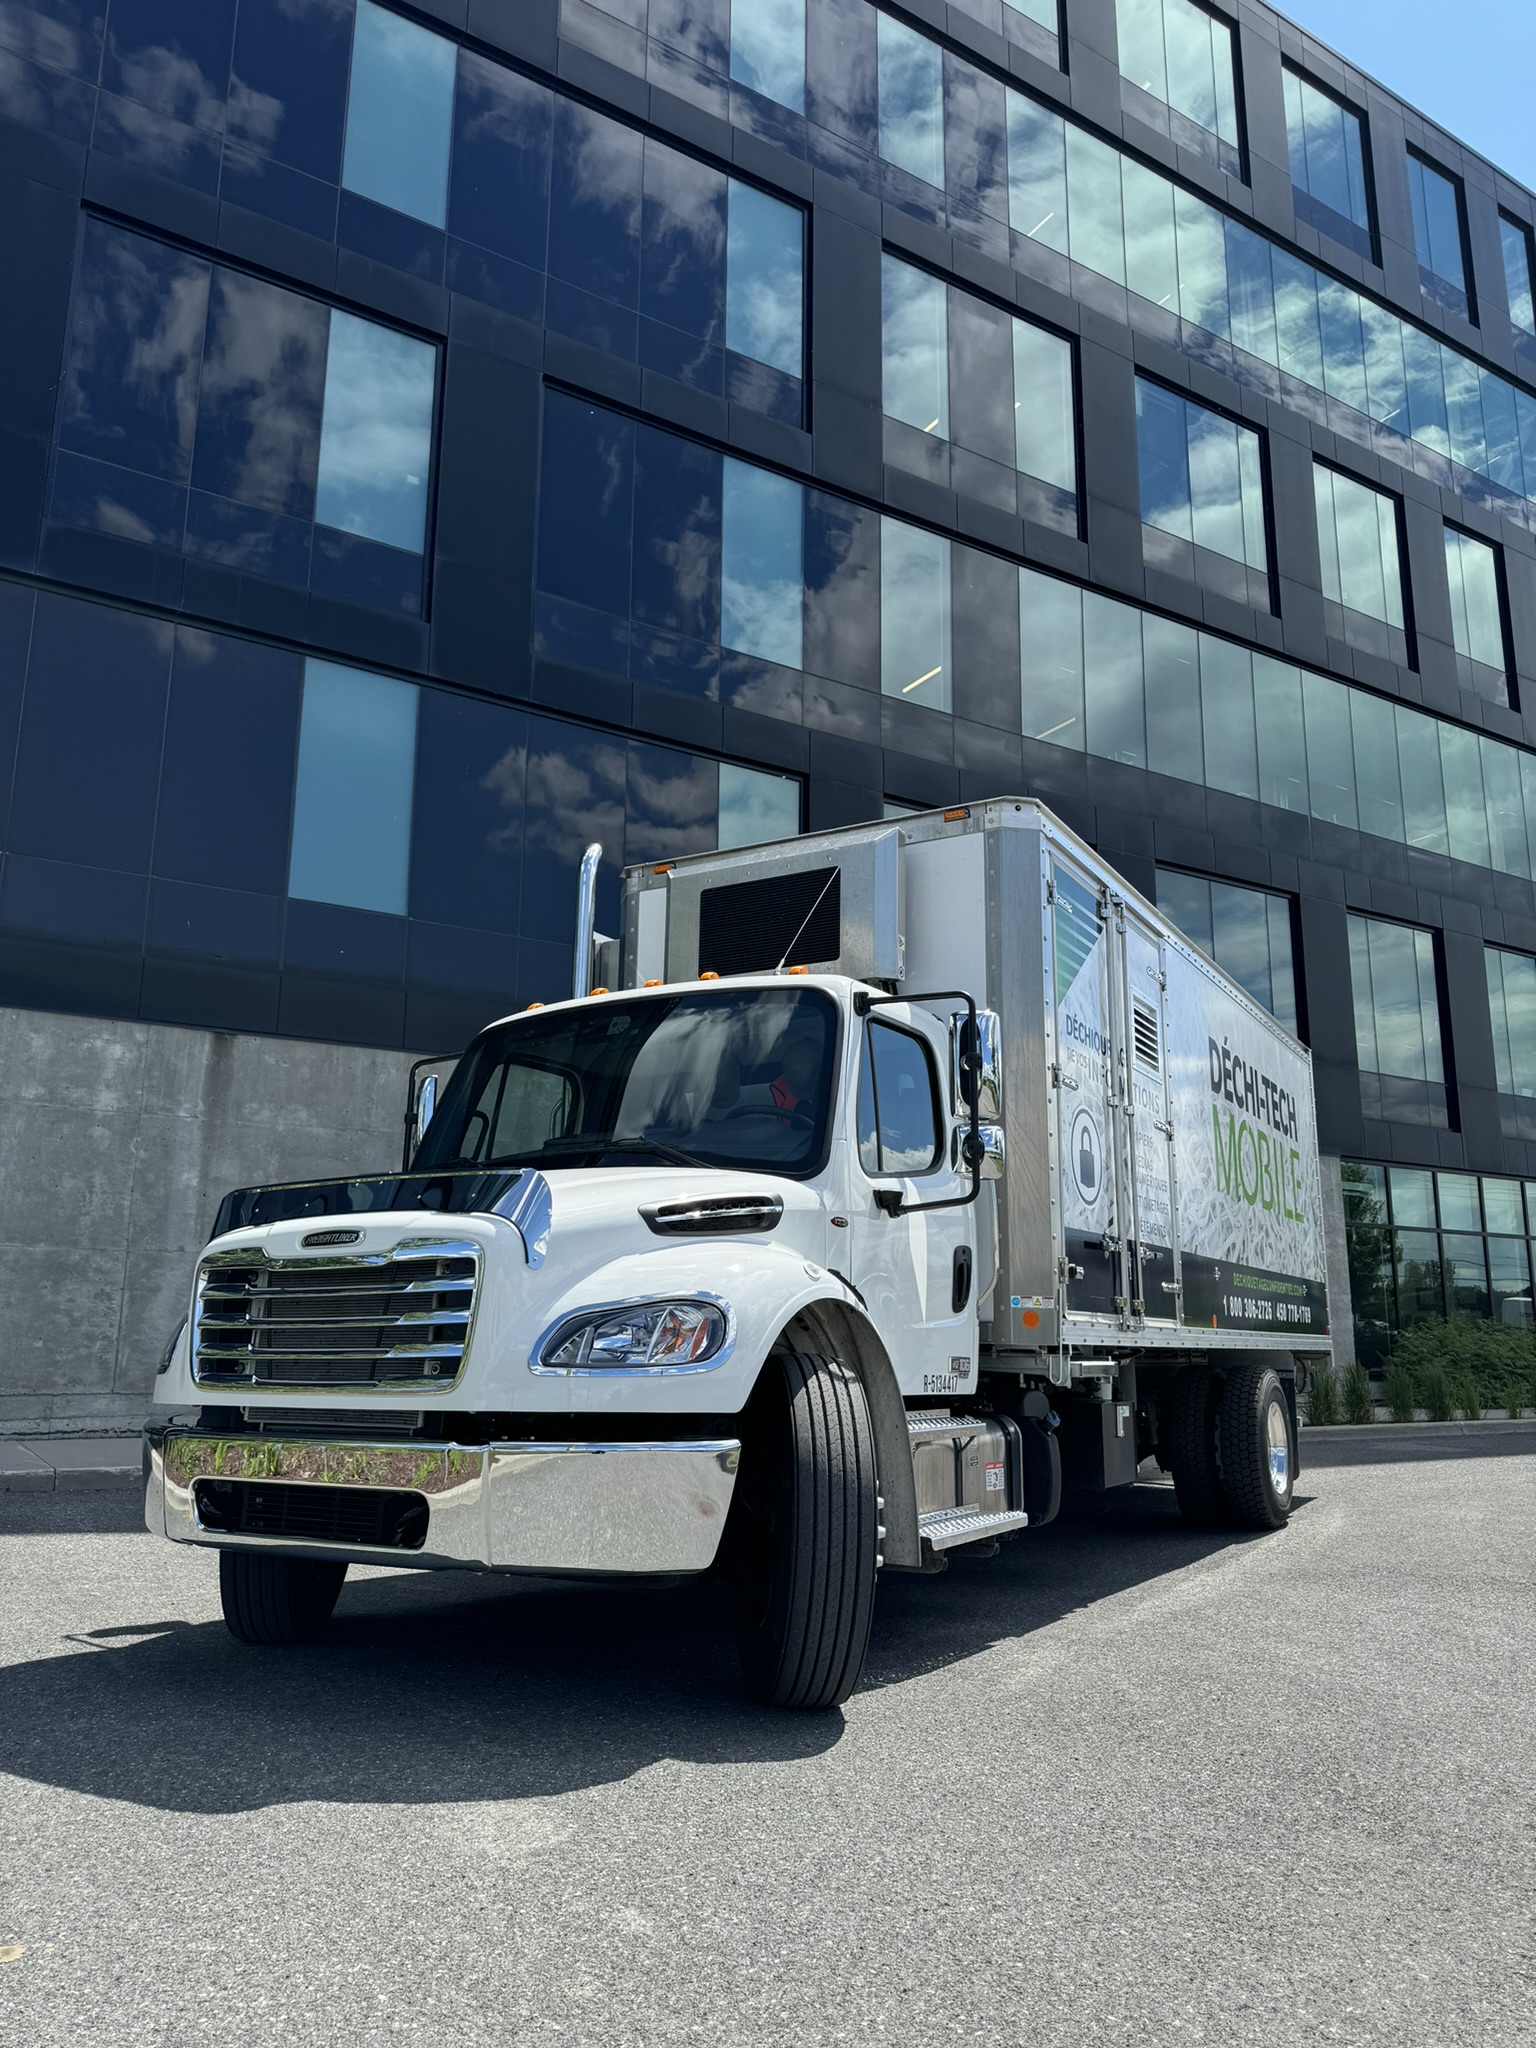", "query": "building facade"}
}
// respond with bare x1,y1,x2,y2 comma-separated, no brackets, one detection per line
3,0,1536,1422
